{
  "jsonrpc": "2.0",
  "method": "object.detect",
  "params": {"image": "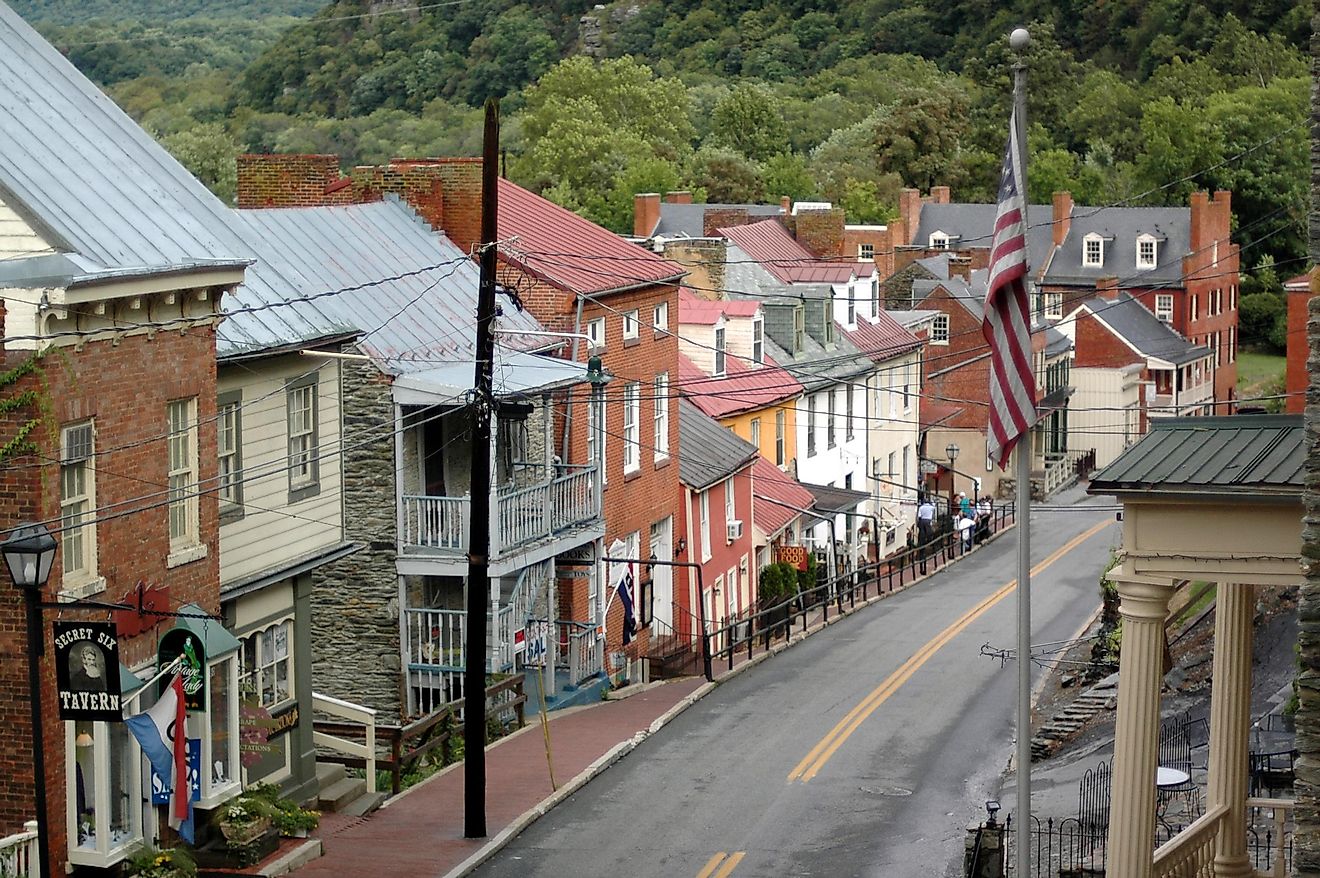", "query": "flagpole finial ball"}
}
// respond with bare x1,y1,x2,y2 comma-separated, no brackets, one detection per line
1009,28,1030,51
